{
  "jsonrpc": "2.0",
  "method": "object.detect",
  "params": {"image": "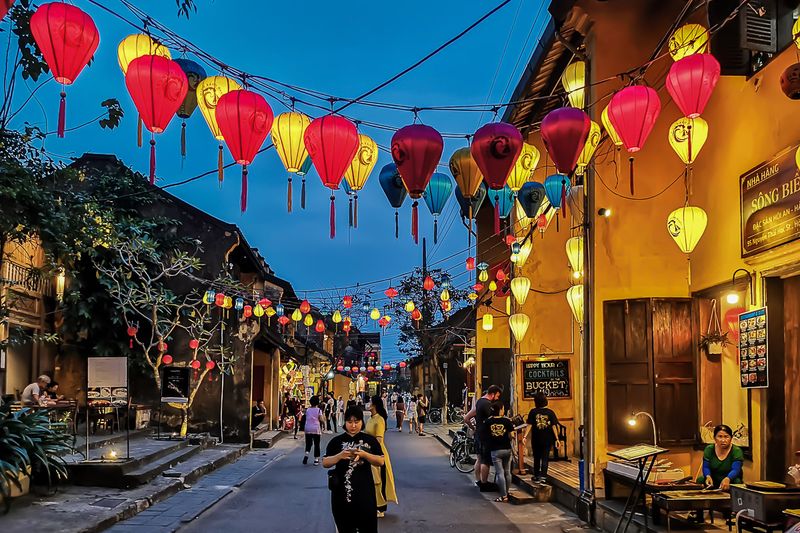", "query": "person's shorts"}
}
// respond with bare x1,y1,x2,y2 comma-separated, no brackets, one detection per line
474,437,492,464
418,415,427,424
